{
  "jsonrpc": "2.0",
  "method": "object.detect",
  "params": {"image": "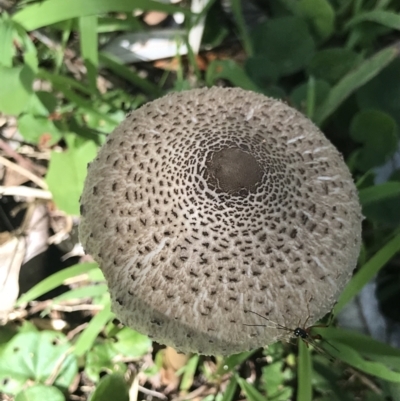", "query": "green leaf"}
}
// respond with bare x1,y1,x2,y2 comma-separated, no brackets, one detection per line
359,182,400,206
12,0,192,31
73,296,113,357
350,110,397,171
314,46,399,125
13,23,38,72
89,373,129,401
356,58,400,126
308,48,361,84
262,361,293,401
206,60,260,91
79,15,98,93
112,327,152,358
46,139,97,215
298,0,335,41
16,262,99,306
346,10,400,31
0,65,34,115
0,331,77,395
18,114,62,145
297,341,312,401
249,16,315,79
15,385,65,401
85,342,127,382
335,231,400,313
27,91,58,116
